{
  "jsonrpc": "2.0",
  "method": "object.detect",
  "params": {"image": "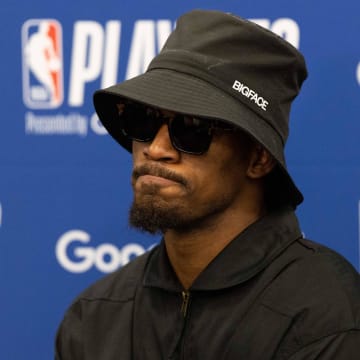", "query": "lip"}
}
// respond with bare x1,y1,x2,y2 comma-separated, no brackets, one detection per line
136,174,181,187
